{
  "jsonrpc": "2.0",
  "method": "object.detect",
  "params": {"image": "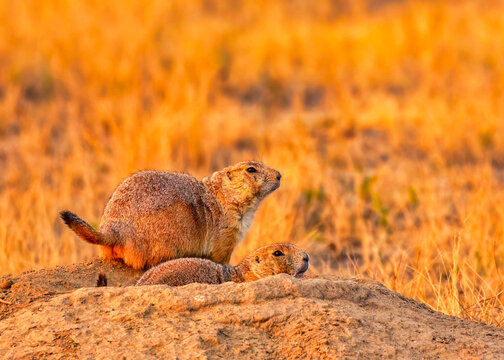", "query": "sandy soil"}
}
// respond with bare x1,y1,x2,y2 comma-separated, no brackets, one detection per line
1,261,503,359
